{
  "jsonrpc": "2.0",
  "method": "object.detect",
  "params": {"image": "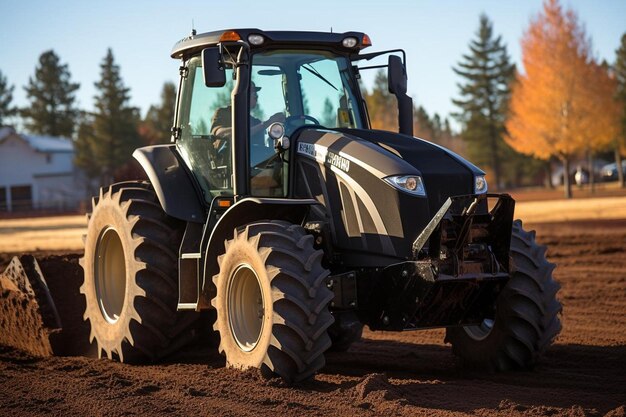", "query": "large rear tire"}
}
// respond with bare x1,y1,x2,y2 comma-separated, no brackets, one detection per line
212,220,334,382
80,182,197,362
445,220,562,370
